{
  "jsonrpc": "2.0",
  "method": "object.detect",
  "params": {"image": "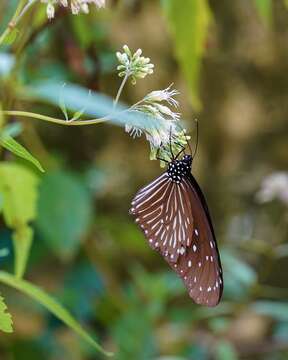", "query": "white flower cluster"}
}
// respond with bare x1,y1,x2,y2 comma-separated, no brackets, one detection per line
114,46,189,163
116,45,154,85
143,85,181,121
125,85,181,145
256,172,288,206
41,0,105,20
125,85,189,162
